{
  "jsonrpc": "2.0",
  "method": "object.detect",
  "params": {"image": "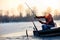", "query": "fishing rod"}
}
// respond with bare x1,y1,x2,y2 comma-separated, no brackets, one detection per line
25,2,38,31
25,2,36,16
